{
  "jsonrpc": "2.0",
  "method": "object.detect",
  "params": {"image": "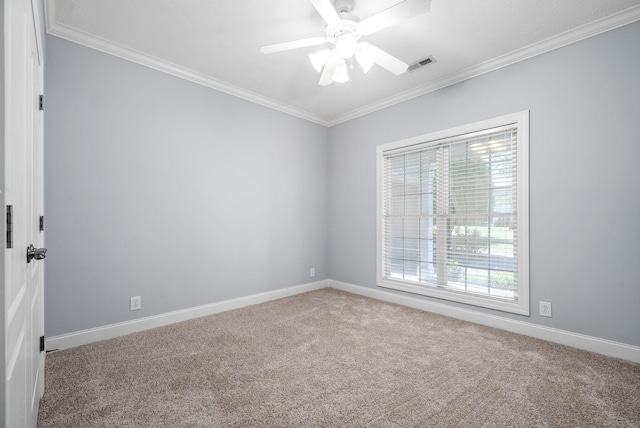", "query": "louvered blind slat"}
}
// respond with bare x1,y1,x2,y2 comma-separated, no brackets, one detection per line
382,125,519,302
